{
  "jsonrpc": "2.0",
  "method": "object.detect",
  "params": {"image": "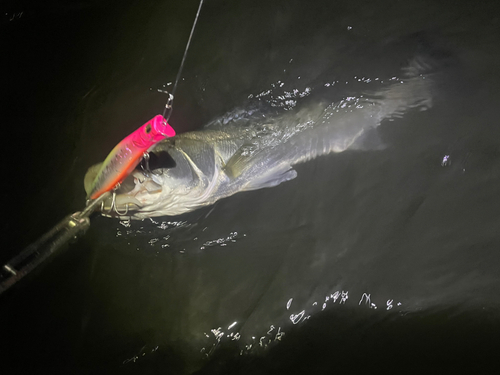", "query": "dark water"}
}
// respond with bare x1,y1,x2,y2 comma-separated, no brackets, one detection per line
2,0,500,373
